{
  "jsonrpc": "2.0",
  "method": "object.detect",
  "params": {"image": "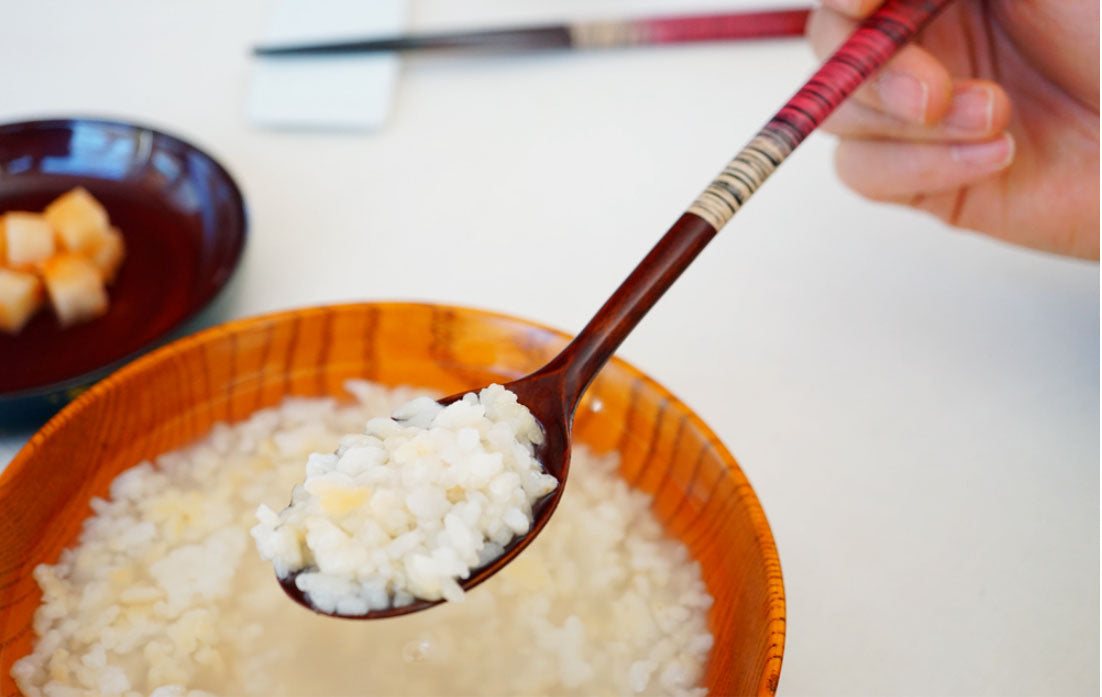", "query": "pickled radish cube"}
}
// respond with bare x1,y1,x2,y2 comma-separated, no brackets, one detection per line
3,212,56,269
0,269,43,333
88,227,126,283
42,254,108,326
44,187,110,254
